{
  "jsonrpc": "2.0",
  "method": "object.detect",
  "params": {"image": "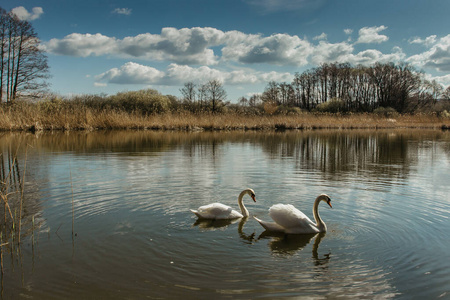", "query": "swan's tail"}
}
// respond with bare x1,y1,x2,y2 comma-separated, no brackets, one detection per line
190,209,201,218
253,216,286,232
